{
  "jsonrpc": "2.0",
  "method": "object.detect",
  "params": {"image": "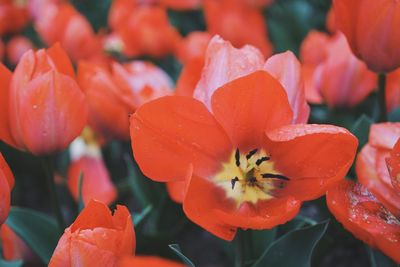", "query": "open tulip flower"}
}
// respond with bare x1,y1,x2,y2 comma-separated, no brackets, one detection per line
333,0,400,73
0,44,88,155
130,70,358,240
0,153,14,227
356,123,400,217
49,200,135,267
327,179,400,264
